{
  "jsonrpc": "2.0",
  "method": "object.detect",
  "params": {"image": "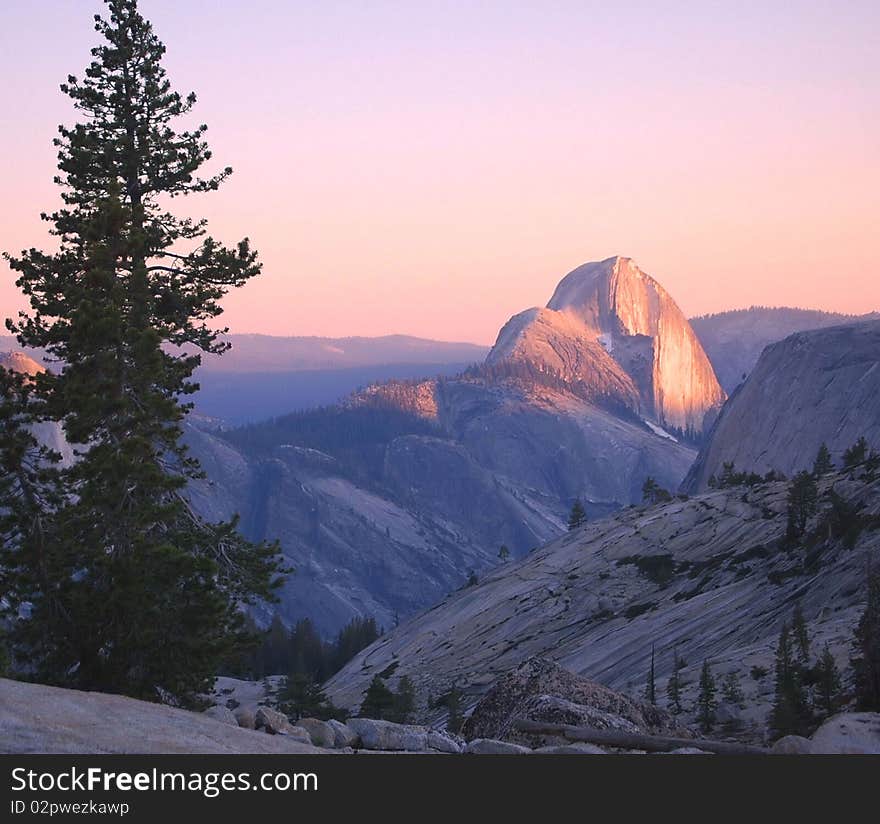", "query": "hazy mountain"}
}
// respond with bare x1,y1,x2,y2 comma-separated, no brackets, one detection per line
690,307,879,394
1,333,488,425
188,257,713,634
683,320,880,492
